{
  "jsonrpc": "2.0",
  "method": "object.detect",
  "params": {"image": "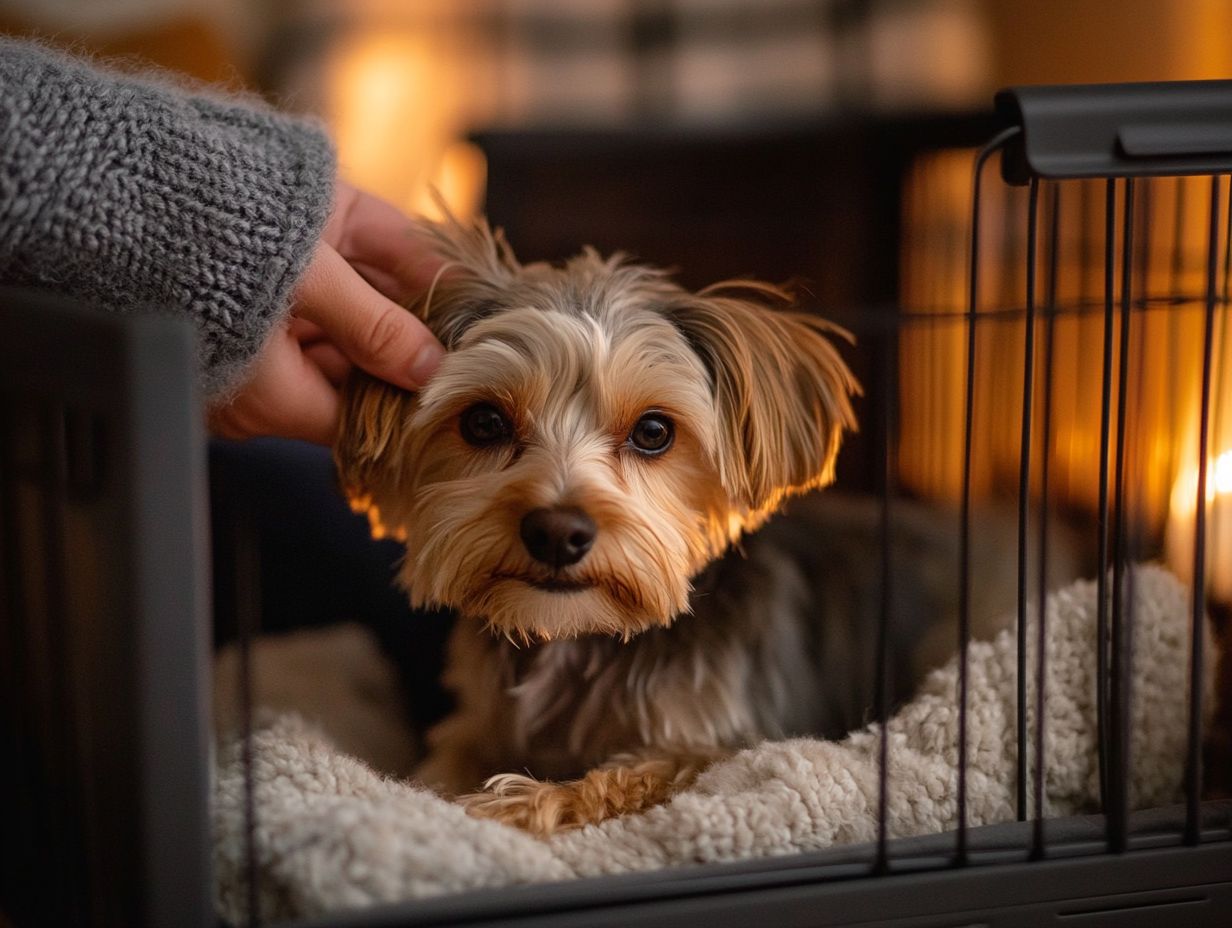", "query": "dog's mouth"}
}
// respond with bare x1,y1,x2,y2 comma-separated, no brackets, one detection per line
526,577,594,593
492,571,595,594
